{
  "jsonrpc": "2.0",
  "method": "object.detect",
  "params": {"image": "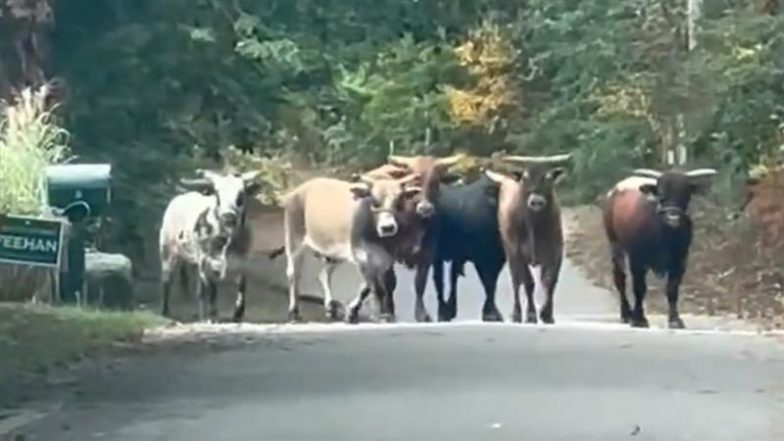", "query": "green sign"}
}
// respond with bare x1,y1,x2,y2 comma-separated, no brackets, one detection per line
0,214,64,268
